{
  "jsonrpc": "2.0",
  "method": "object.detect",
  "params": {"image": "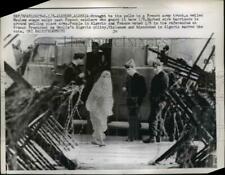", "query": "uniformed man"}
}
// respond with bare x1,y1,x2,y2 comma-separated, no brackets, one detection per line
123,59,147,141
82,42,106,103
63,53,85,86
143,60,169,143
